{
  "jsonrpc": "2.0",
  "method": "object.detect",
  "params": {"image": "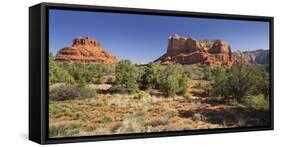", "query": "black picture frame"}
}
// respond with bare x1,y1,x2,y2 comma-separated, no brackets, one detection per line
29,2,274,144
